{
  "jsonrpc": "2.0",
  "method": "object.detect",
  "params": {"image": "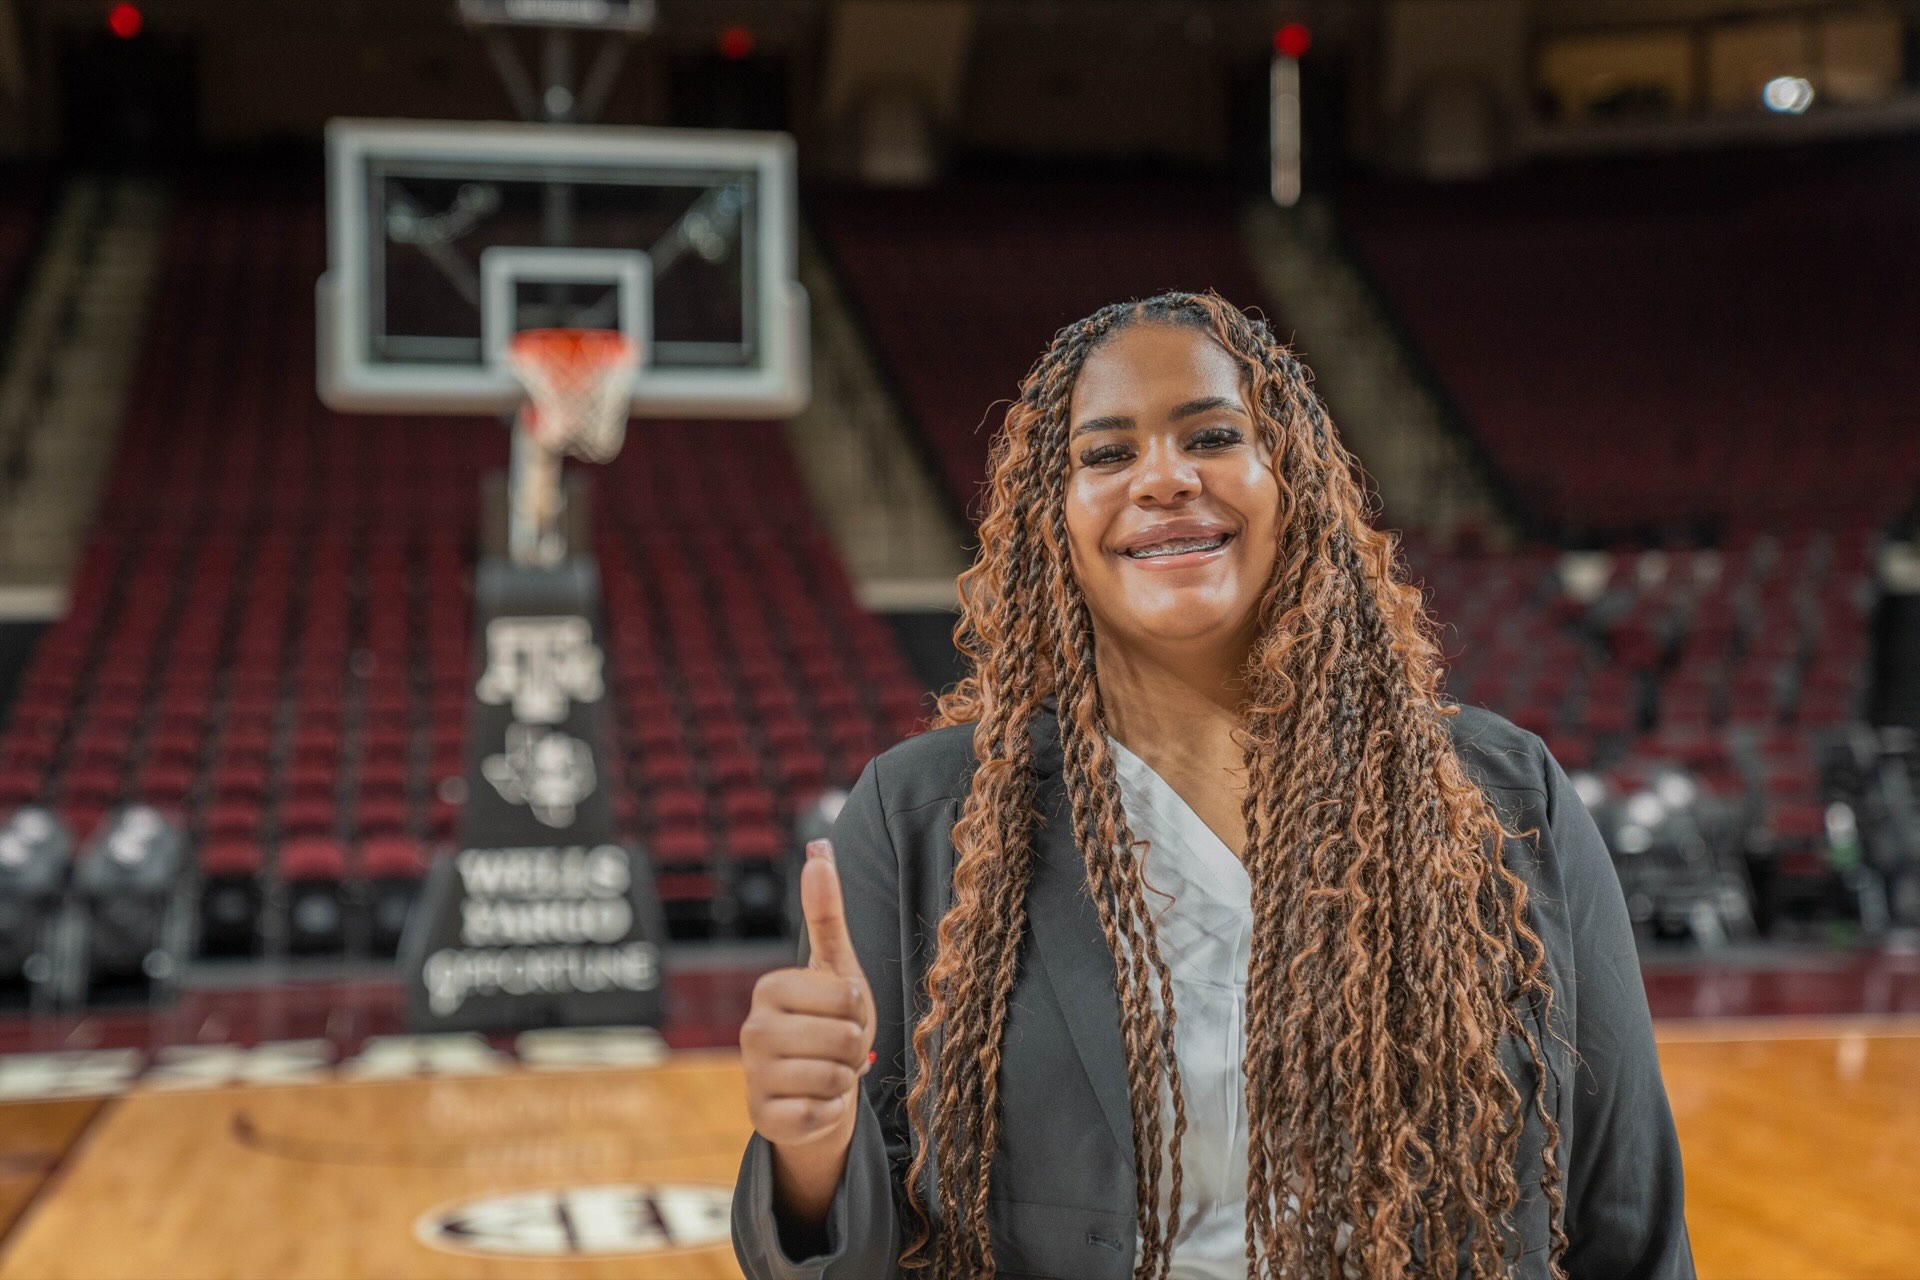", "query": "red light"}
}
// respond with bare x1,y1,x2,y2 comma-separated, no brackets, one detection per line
1274,22,1311,59
717,26,754,60
106,3,142,38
